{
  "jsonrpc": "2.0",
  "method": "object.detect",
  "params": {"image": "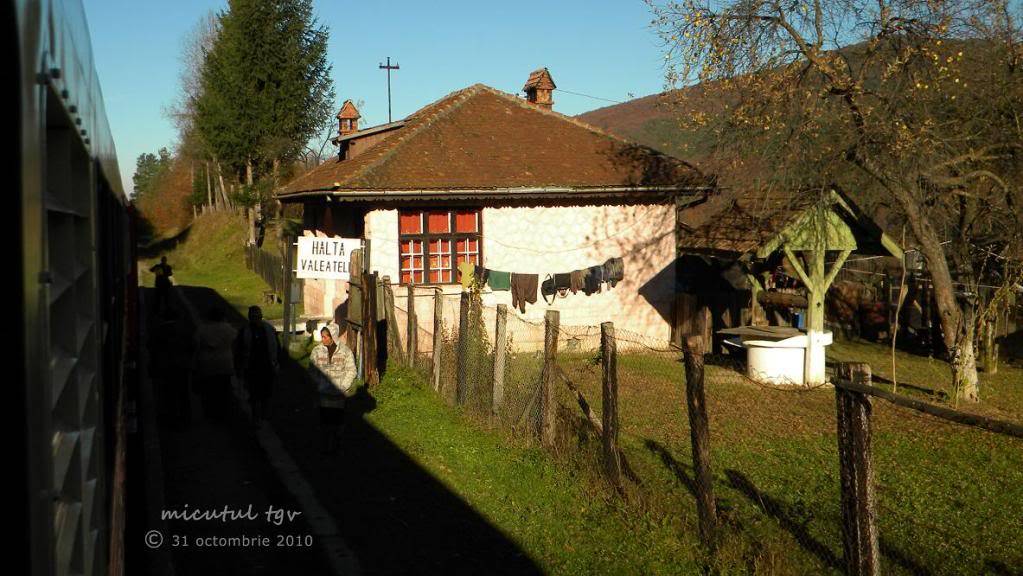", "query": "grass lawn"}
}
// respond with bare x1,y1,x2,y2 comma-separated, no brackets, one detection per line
154,217,1021,573
139,212,299,320
363,340,1022,575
